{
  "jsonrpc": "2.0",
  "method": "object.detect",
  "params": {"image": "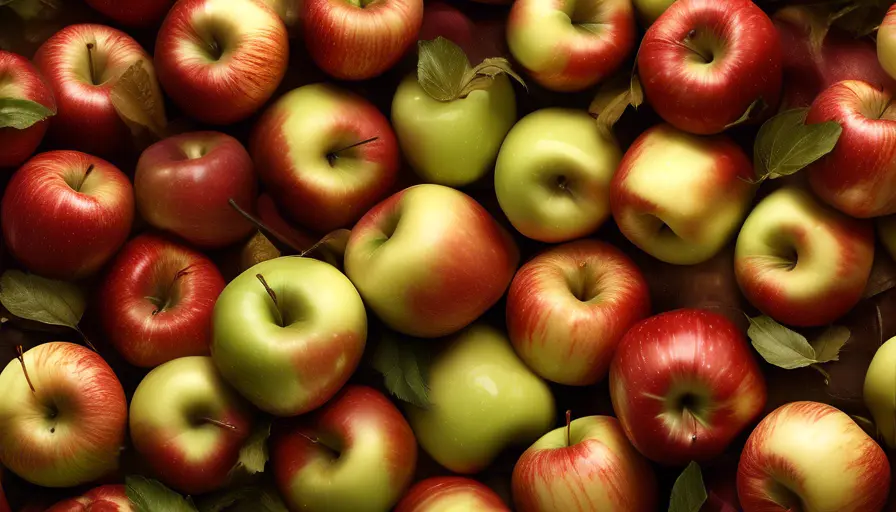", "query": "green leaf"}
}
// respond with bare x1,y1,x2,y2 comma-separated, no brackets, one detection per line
223,486,288,512
197,486,257,512
746,315,817,369
5,0,60,20
0,270,85,331
589,72,638,139
126,476,198,512
811,325,851,363
371,332,432,408
231,419,271,475
110,59,167,140
630,73,644,108
724,97,767,129
0,98,55,130
416,37,471,102
668,461,707,512
753,108,842,182
458,57,527,98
